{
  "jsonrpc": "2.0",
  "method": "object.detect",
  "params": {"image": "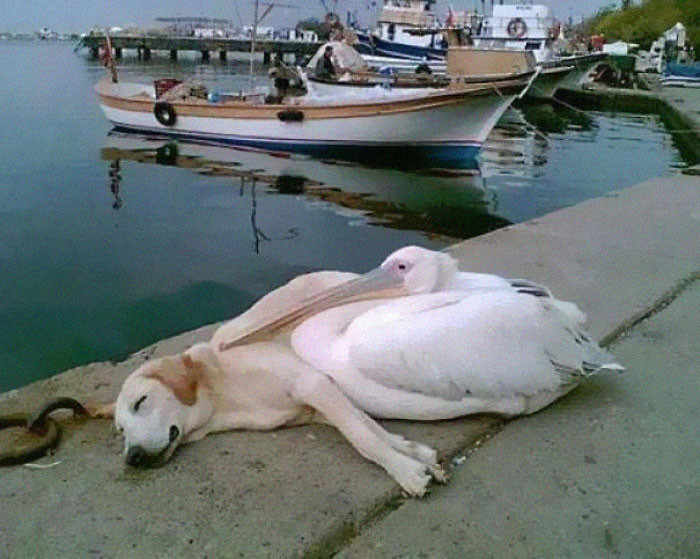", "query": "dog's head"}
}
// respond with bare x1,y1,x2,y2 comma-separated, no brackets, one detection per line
115,343,217,467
